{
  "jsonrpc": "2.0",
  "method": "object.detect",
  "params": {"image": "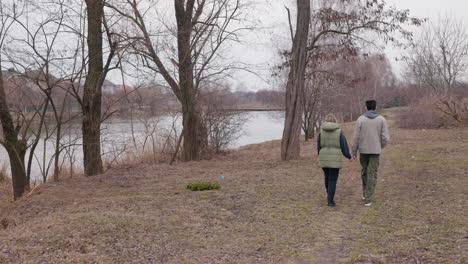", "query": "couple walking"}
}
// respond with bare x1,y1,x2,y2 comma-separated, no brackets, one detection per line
317,100,390,207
